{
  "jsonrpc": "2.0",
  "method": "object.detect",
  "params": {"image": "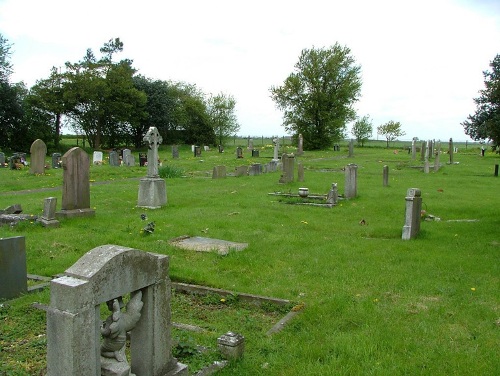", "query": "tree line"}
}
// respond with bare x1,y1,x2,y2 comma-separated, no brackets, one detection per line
0,36,239,152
